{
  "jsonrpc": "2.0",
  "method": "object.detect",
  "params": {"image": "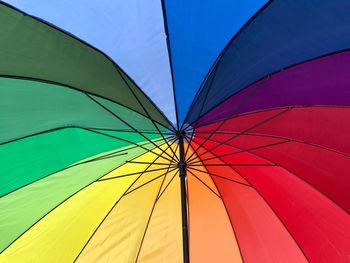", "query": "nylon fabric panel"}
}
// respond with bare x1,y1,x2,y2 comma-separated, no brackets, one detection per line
235,166,350,263
196,51,350,125
0,4,170,127
195,133,286,153
0,78,139,142
163,0,266,123
185,145,220,195
137,174,183,263
192,137,272,166
252,141,350,213
187,169,242,263
0,146,148,252
100,143,172,181
0,128,159,196
0,176,139,263
250,107,350,155
194,108,286,130
75,178,163,263
210,176,308,263
3,0,176,123
187,0,350,123
187,141,249,185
